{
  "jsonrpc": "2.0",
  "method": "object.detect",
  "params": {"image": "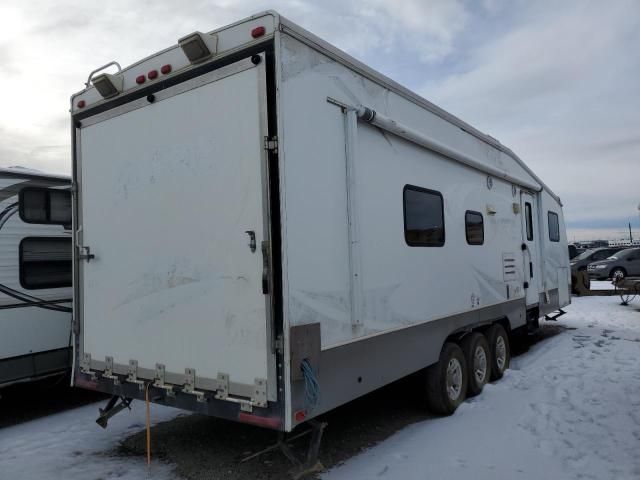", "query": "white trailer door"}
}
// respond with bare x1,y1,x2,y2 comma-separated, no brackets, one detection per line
520,192,541,307
77,56,273,399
